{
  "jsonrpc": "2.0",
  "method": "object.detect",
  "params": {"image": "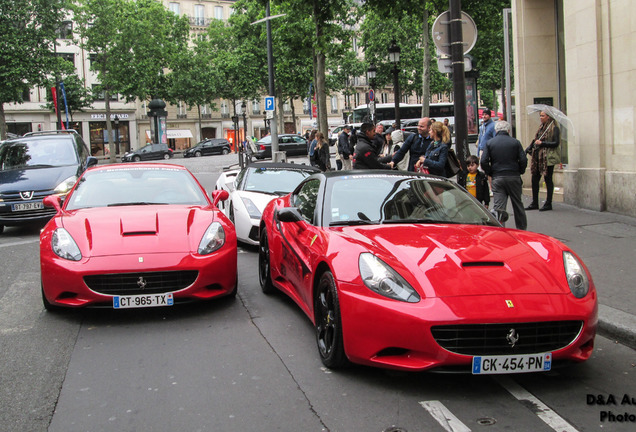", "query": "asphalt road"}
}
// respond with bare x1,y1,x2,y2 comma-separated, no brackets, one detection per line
0,153,634,432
